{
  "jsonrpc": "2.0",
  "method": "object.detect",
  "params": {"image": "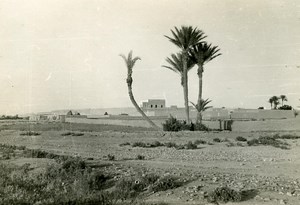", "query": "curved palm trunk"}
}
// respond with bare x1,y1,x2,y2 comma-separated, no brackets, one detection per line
196,64,204,123
183,53,190,123
126,77,160,130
